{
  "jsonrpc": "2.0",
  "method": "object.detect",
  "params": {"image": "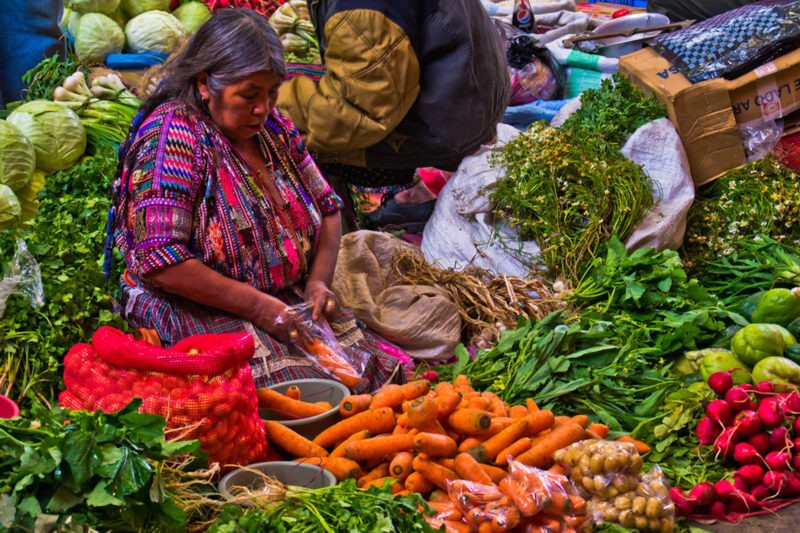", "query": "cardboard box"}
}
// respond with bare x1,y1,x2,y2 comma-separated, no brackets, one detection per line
619,46,800,186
